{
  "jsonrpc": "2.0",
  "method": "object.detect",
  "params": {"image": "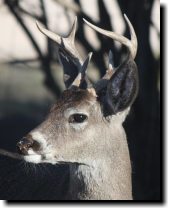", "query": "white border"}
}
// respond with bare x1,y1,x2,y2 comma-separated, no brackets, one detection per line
161,1,168,209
